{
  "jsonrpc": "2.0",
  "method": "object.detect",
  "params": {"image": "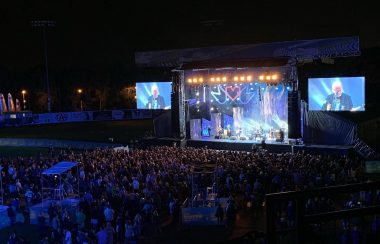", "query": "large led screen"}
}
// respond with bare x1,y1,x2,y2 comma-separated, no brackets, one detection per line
308,77,365,111
136,82,172,109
